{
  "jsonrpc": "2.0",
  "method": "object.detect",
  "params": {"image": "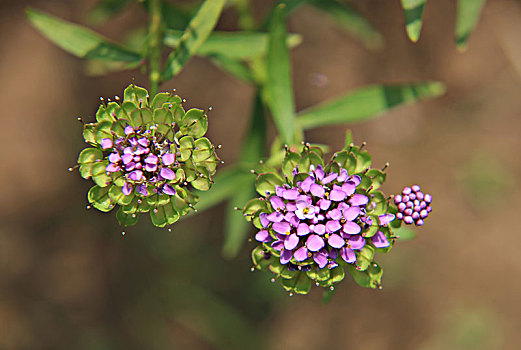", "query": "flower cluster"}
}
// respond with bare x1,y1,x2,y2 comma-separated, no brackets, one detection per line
75,84,220,229
394,185,432,226
245,140,431,295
